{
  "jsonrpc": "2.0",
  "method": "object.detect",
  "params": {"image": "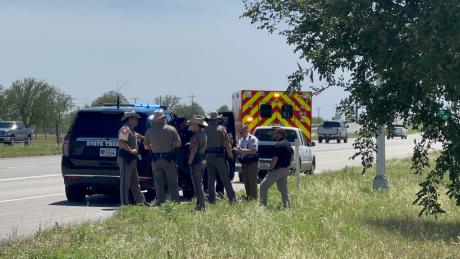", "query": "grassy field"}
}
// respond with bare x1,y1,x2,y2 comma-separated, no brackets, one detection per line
1,157,460,258
0,135,62,158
